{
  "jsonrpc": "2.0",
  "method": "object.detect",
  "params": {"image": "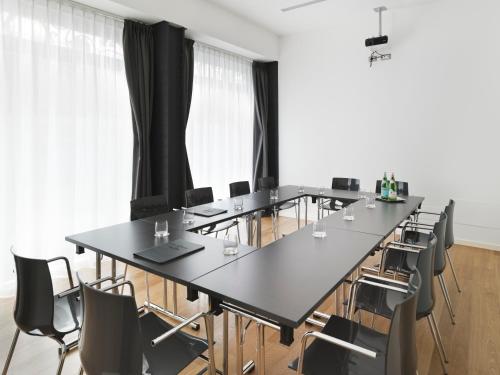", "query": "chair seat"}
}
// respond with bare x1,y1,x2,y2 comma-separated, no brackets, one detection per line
52,292,82,335
289,315,386,375
140,312,208,375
